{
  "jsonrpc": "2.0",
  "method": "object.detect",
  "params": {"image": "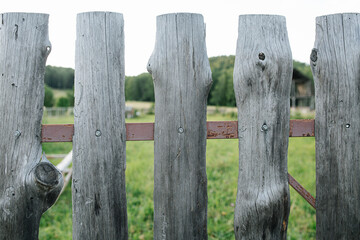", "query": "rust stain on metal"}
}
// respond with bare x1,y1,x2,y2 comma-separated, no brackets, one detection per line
41,124,74,142
288,173,316,209
126,123,154,141
207,121,238,139
289,119,315,137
